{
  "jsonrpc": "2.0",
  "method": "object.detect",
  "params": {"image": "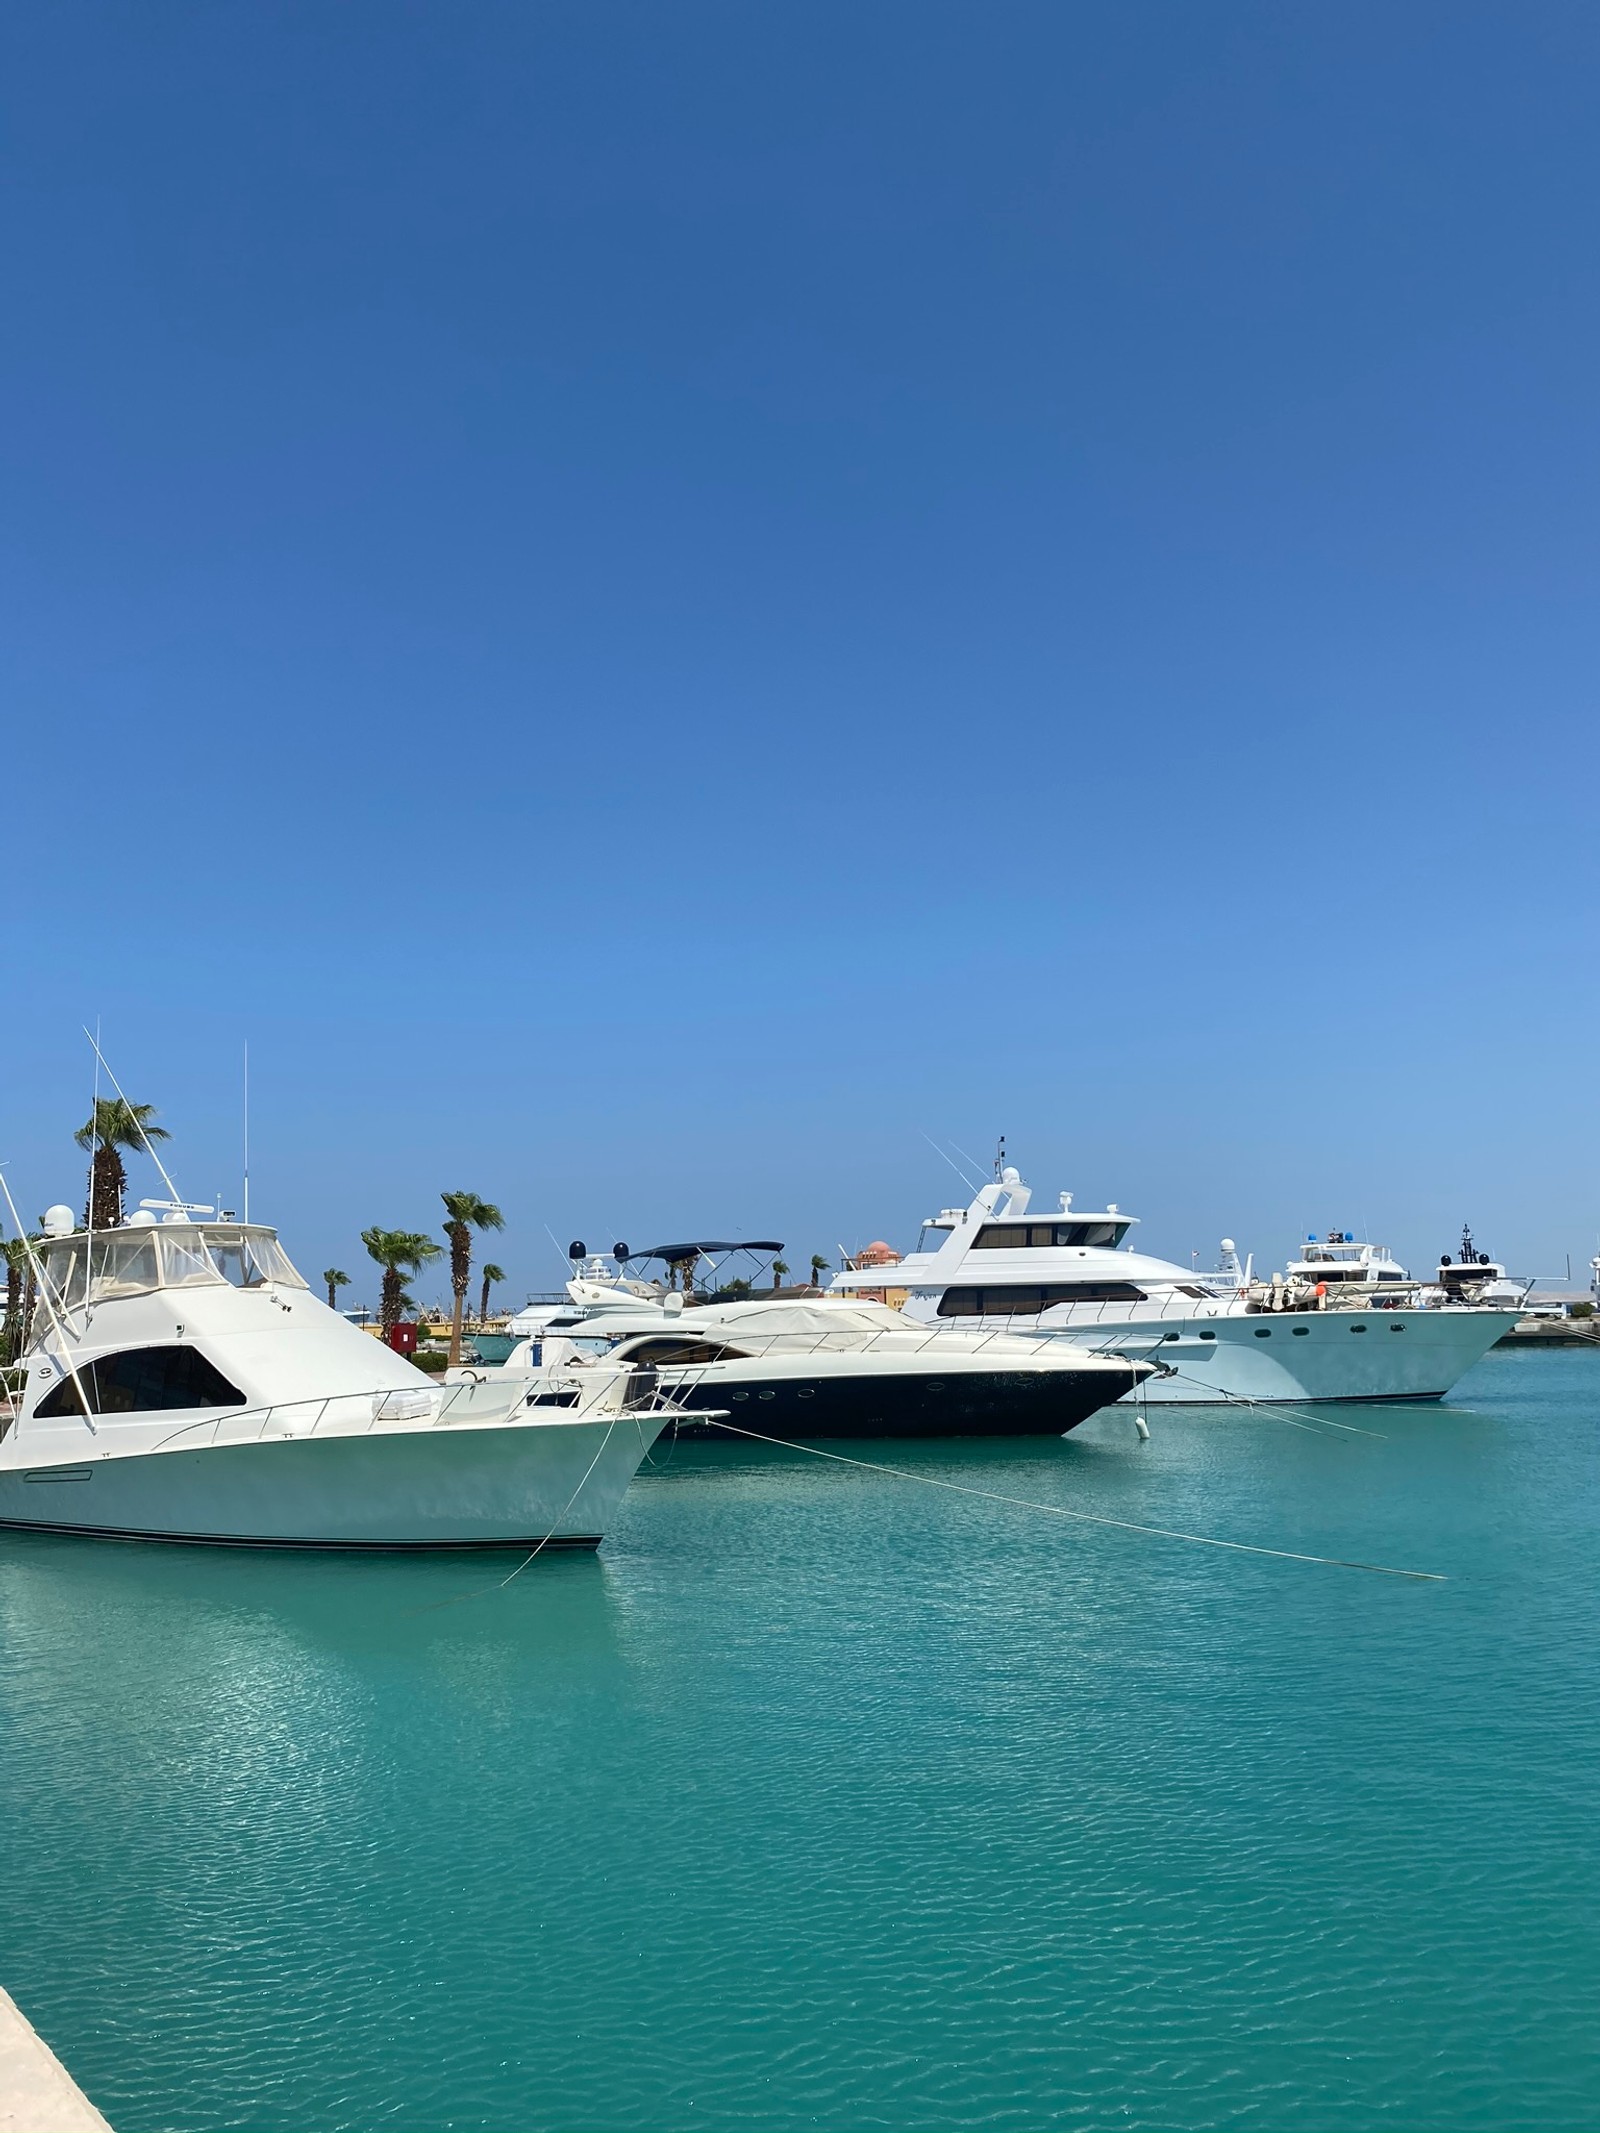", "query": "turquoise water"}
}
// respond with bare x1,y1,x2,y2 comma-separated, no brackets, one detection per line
2,1349,1598,2132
